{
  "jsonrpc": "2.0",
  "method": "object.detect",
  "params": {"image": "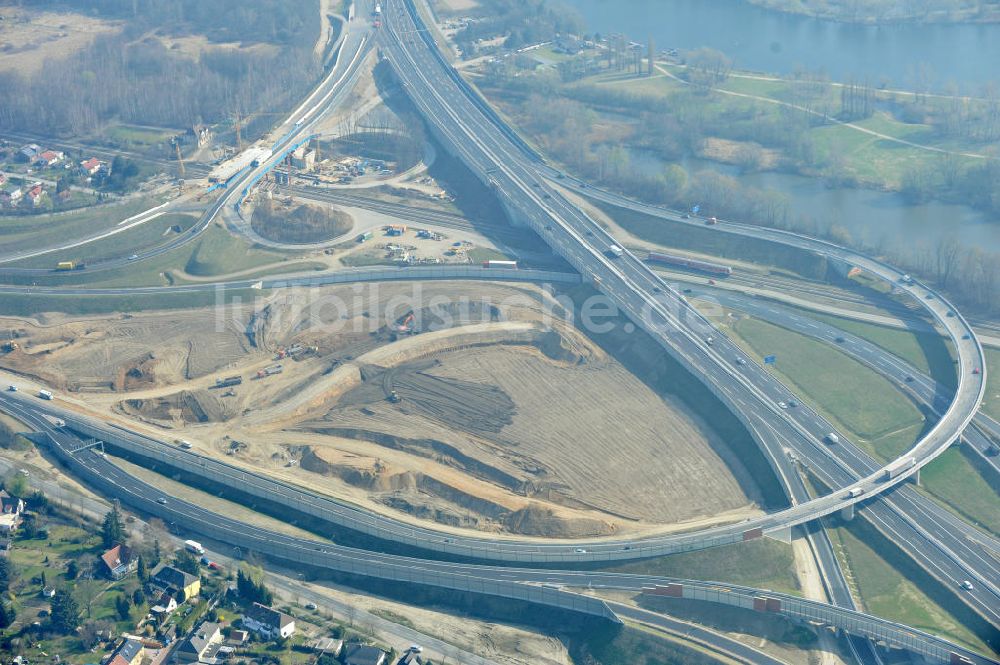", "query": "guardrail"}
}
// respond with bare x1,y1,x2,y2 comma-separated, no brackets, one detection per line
36,426,620,626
